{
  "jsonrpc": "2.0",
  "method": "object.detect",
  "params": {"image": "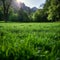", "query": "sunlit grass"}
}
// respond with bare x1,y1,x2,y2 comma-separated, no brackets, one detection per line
0,22,60,60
